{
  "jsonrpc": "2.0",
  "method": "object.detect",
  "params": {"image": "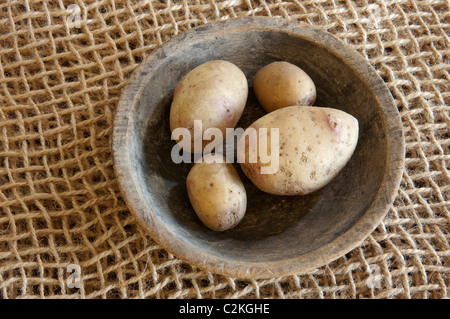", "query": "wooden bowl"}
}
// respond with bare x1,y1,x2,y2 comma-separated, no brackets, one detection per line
112,17,404,279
